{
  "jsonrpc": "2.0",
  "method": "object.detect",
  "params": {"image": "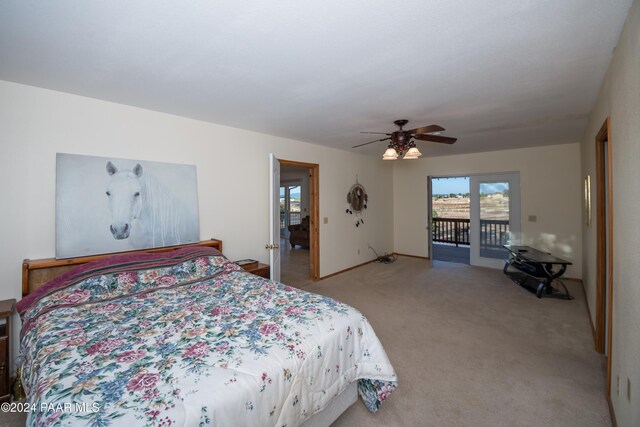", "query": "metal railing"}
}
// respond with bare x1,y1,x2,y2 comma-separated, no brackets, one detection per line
432,218,509,248
280,211,302,230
